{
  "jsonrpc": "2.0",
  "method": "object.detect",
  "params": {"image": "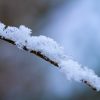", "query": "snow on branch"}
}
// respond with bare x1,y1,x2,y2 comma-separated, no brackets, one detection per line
0,22,100,91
